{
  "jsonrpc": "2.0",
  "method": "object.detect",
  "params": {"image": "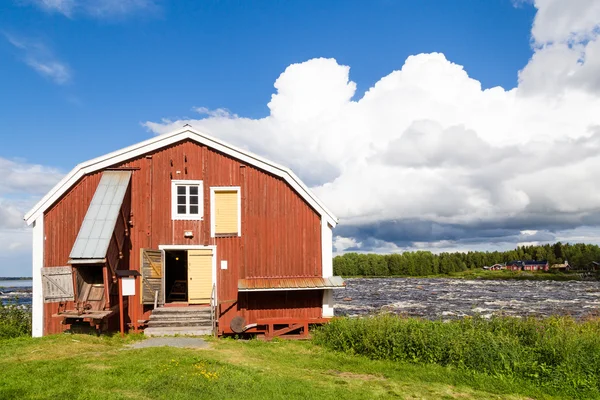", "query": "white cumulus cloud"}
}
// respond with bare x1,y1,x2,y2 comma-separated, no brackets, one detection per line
0,157,63,276
144,2,600,253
